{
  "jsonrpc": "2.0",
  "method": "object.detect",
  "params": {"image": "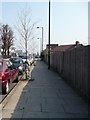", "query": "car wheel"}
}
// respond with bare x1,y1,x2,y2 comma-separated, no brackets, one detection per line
2,81,10,94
